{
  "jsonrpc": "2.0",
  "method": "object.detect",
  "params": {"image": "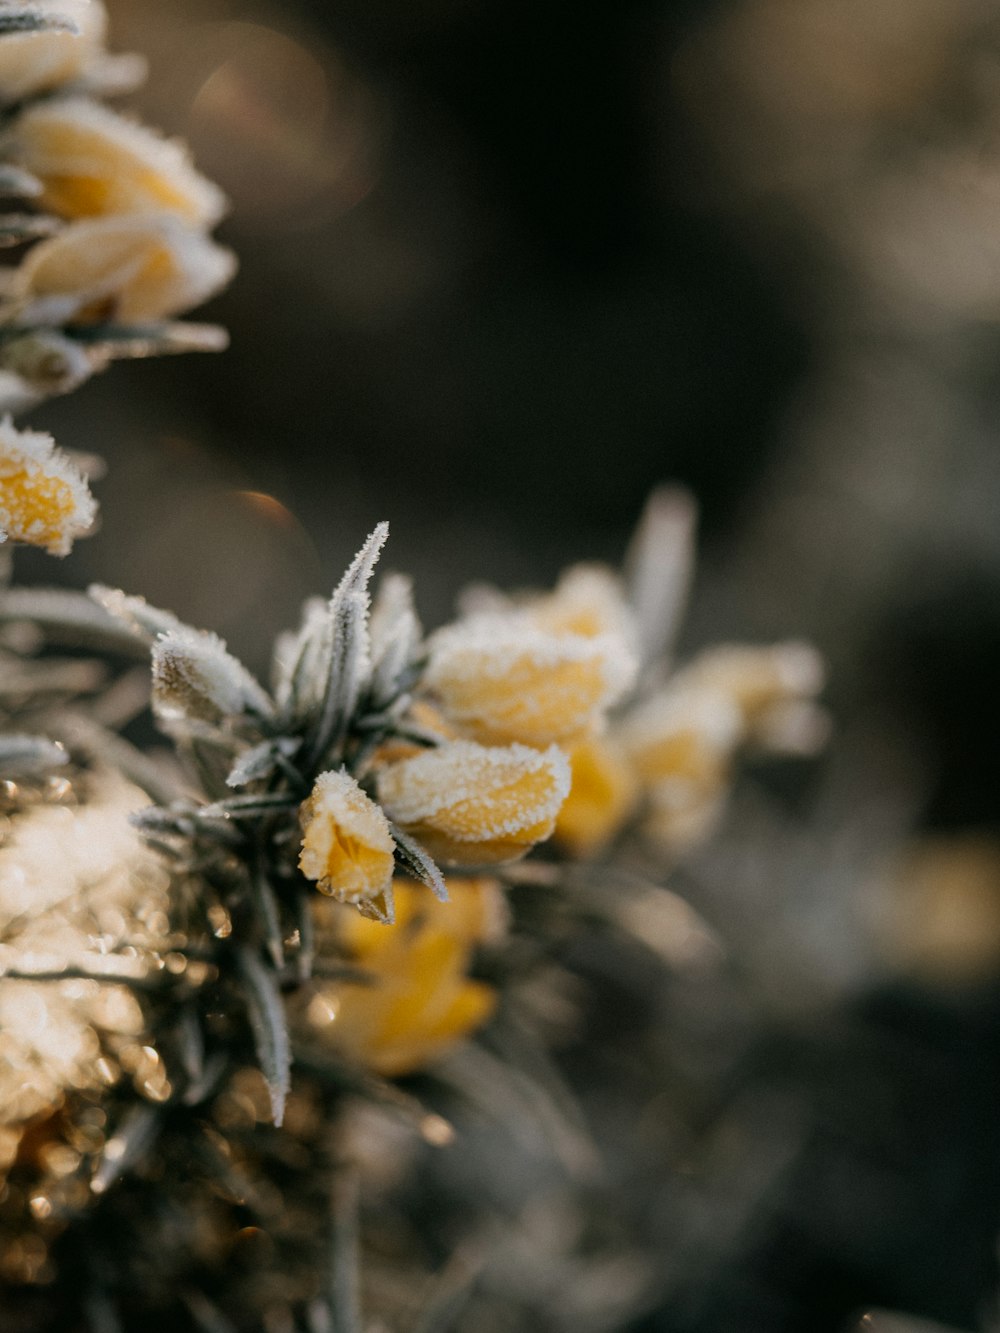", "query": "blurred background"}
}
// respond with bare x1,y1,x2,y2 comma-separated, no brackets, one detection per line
17,0,1000,1328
